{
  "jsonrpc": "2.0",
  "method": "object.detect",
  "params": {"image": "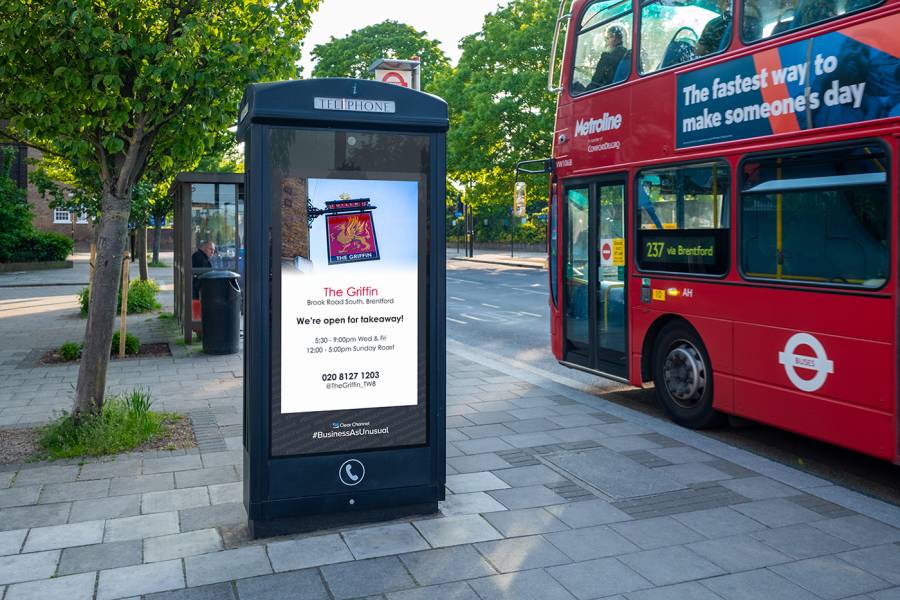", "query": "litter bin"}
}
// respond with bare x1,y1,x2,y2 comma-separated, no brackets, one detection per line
198,271,241,355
